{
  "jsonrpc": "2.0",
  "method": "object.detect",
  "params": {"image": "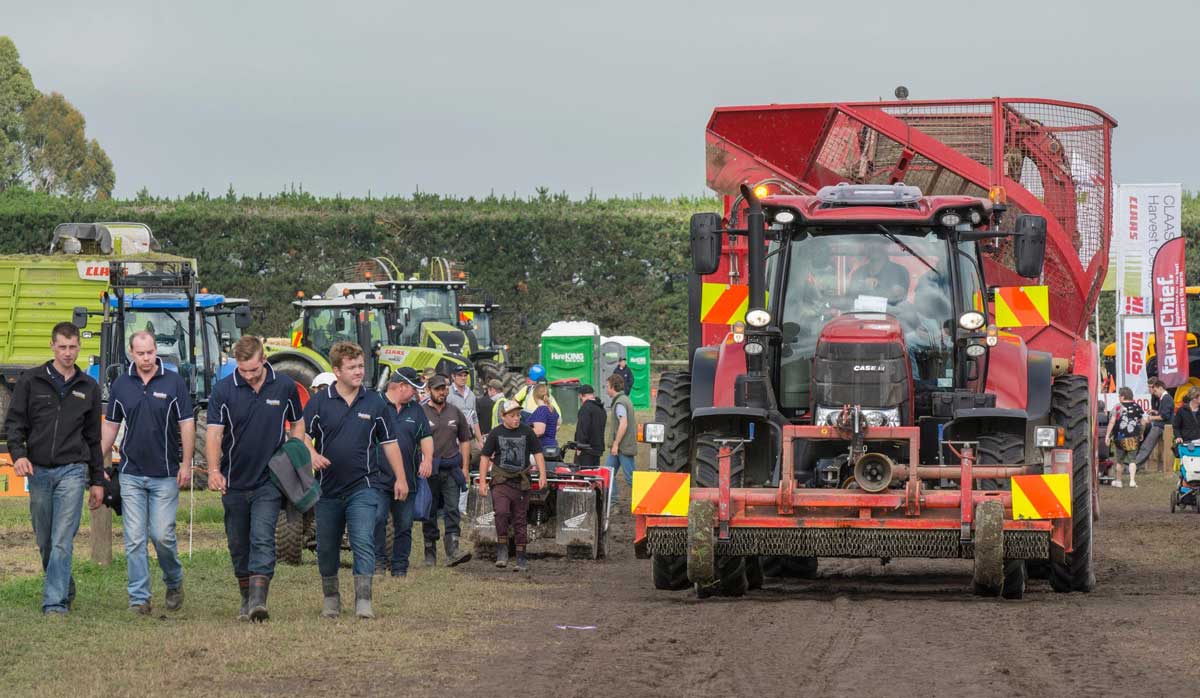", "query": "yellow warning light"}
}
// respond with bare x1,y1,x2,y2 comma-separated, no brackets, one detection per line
988,186,1007,205
200,287,208,294
296,290,305,299
364,271,372,280
342,287,351,297
753,184,770,200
